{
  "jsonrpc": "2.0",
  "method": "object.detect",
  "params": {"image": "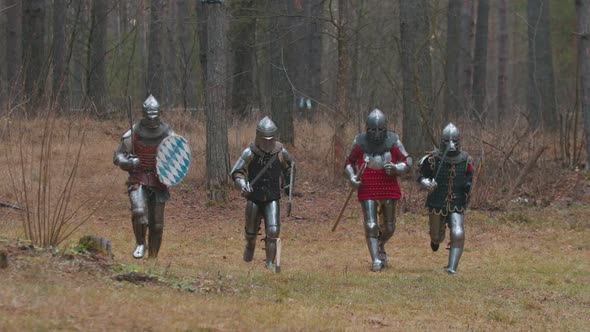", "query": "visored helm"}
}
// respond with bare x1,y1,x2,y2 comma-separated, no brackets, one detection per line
441,123,461,156
142,94,161,128
255,116,278,153
366,108,387,145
